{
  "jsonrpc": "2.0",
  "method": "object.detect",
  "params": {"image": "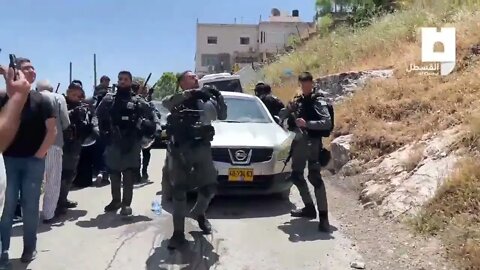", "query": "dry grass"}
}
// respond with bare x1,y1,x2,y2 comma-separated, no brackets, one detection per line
268,4,480,161
412,158,480,269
